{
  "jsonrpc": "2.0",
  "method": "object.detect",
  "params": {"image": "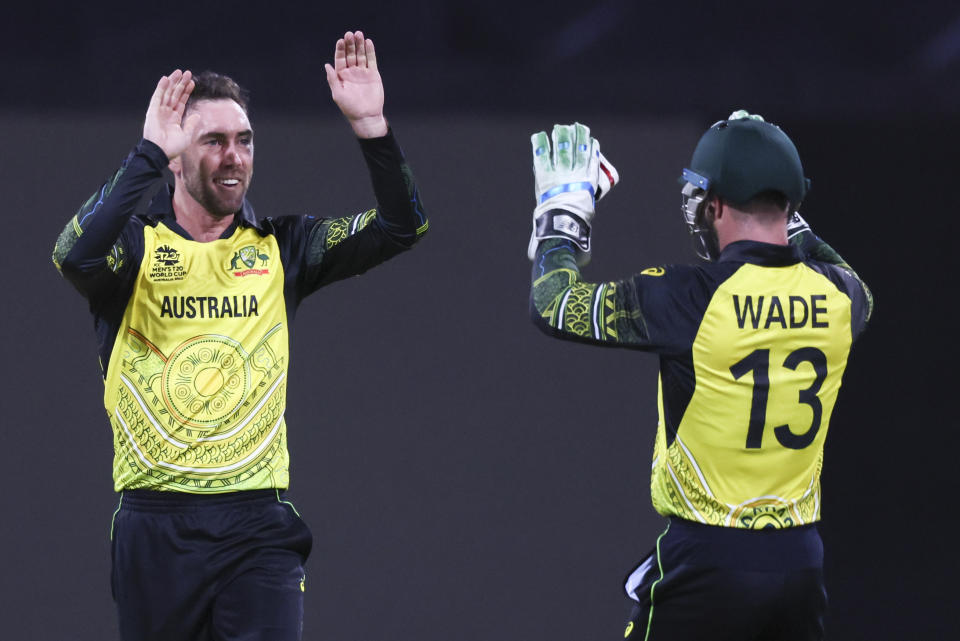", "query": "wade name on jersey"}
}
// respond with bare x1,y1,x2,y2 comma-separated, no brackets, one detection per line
732,293,829,330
